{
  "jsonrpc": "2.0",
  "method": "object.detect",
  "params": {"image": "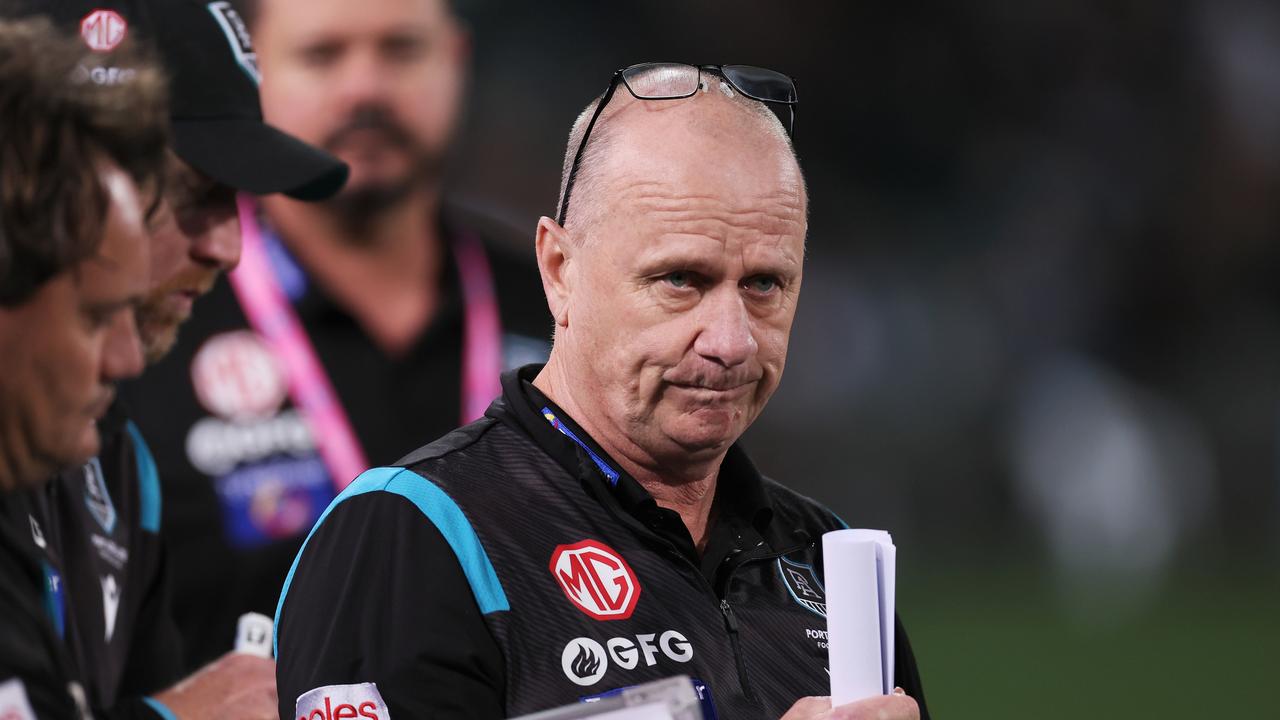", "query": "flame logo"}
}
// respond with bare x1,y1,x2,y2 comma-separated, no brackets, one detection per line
570,642,602,679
